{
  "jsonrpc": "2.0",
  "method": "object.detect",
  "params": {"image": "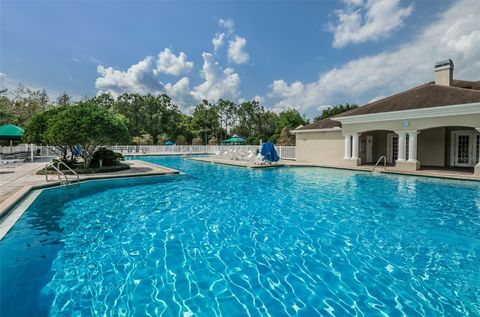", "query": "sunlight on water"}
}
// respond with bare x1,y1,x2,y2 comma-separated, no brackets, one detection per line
1,156,479,316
